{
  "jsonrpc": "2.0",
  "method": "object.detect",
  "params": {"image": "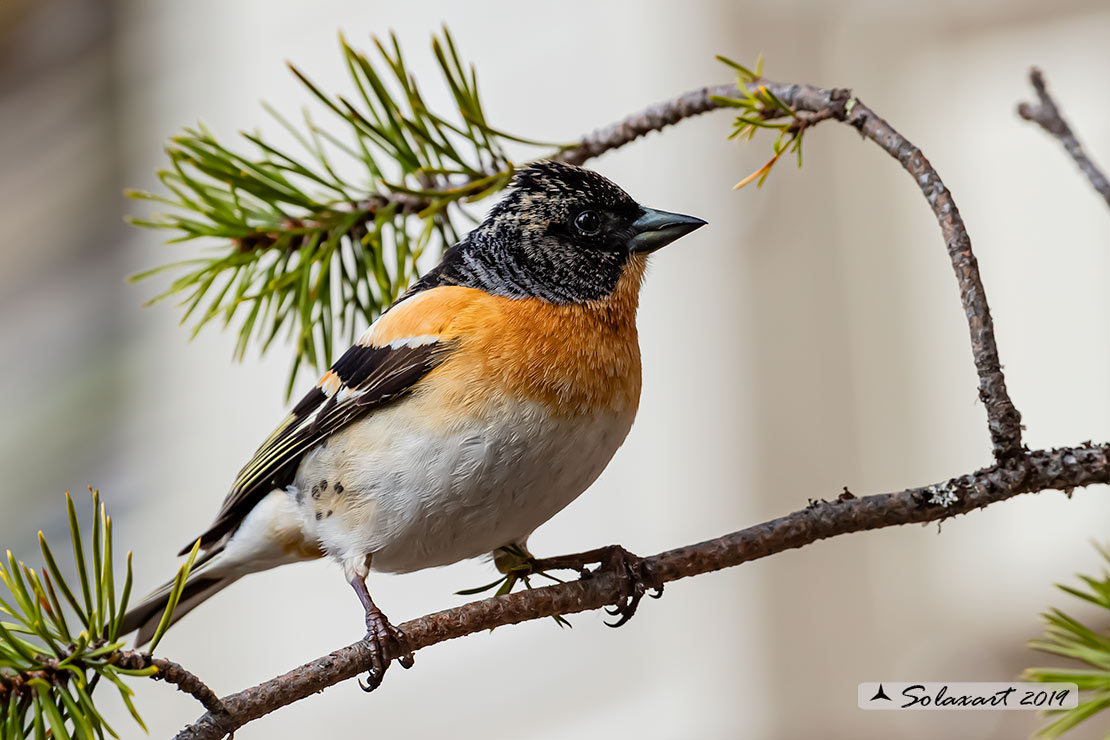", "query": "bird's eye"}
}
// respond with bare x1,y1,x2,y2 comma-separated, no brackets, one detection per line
574,210,602,237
